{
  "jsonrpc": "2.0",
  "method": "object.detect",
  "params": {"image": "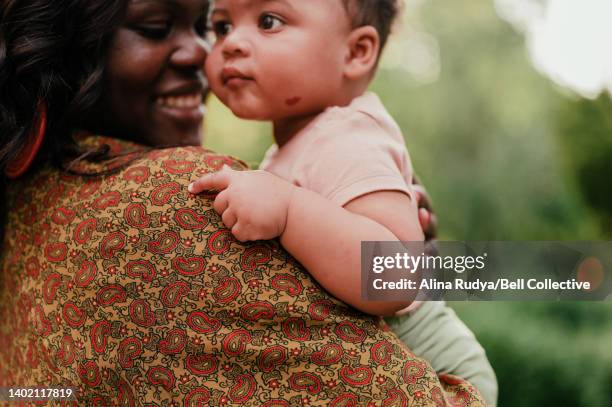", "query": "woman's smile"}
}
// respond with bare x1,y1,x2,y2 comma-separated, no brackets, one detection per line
156,93,202,109
155,91,205,126
102,0,209,146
